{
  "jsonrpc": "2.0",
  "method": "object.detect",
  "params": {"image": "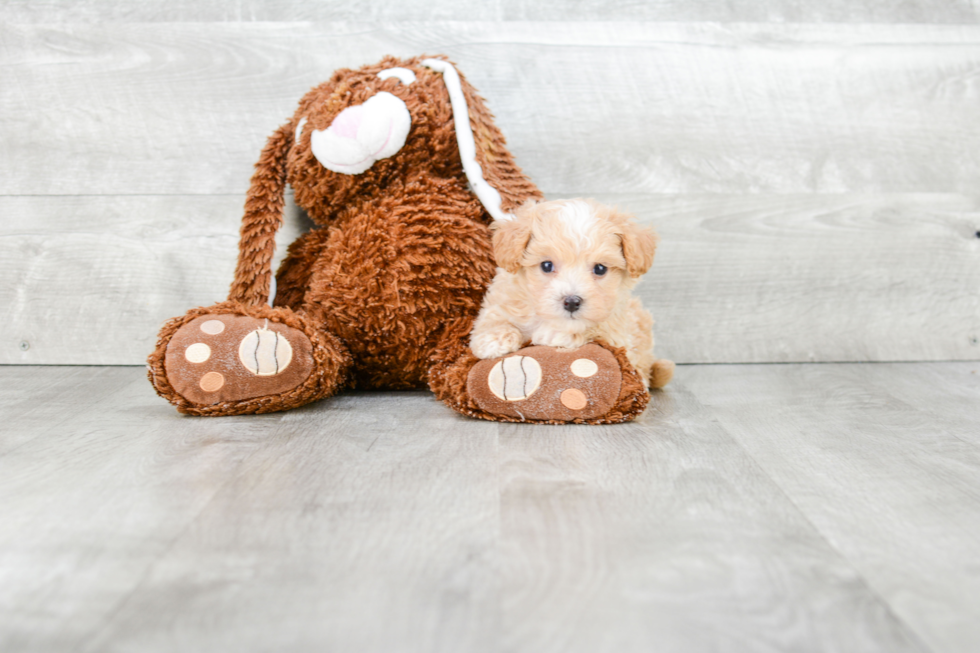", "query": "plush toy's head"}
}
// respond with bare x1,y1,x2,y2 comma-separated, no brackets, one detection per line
229,54,543,307
285,55,532,225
